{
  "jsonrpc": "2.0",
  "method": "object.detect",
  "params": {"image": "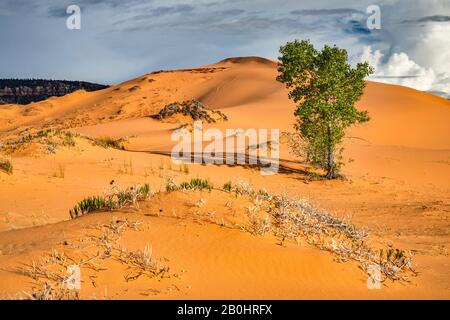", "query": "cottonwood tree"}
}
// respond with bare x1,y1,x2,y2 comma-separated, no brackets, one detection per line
277,40,373,179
